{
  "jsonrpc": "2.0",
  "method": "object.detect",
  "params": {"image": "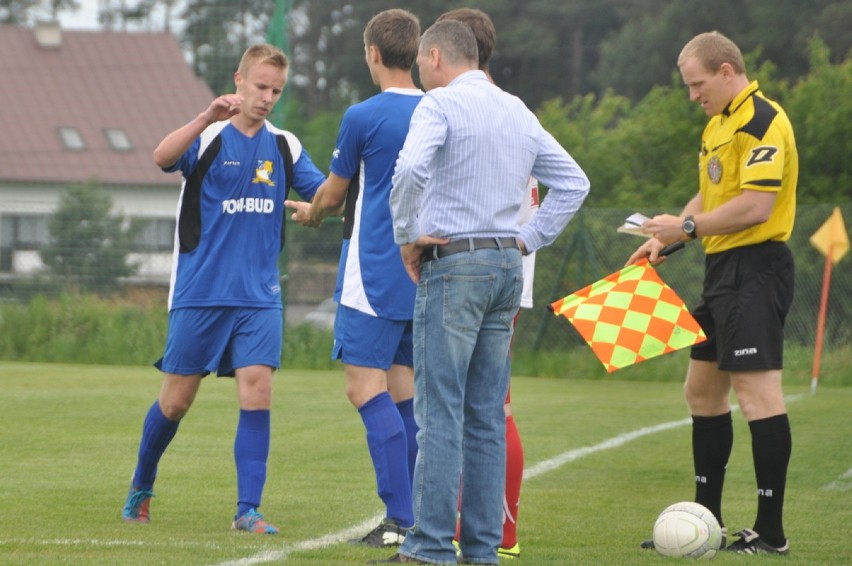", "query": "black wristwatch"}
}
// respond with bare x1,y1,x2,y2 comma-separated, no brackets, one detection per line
682,215,698,239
